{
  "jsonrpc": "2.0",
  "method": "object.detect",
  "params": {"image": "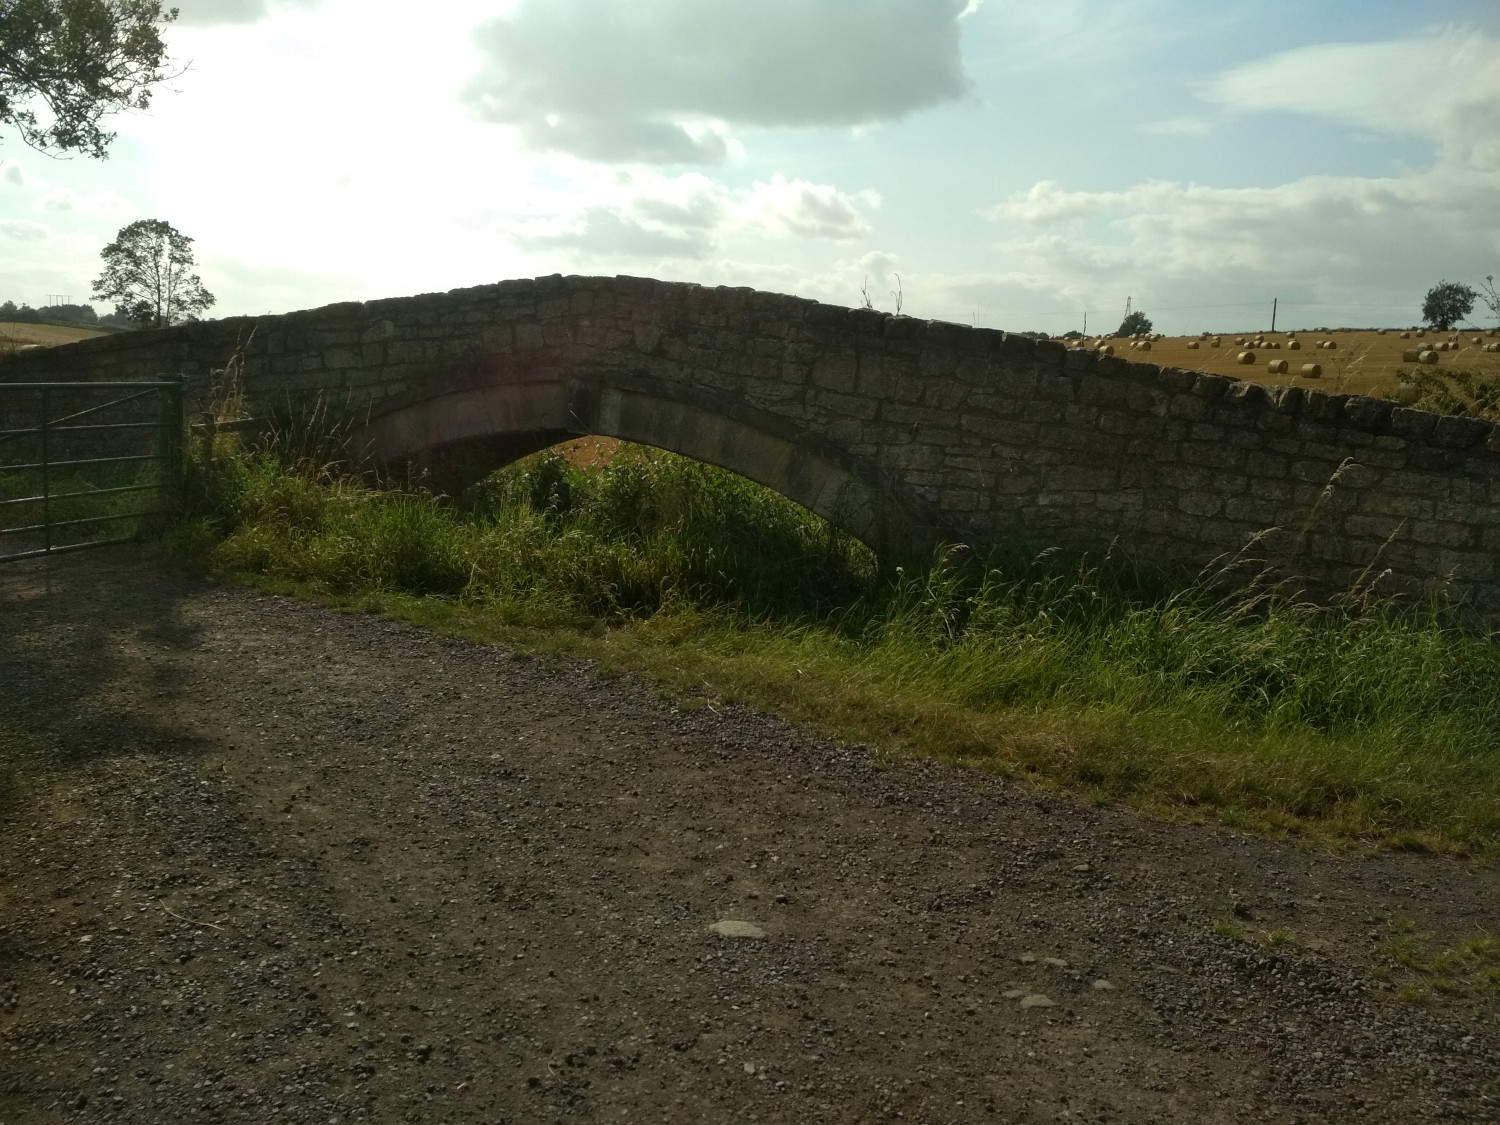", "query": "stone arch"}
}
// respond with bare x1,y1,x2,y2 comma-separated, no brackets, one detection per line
5,273,1500,617
359,370,944,556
